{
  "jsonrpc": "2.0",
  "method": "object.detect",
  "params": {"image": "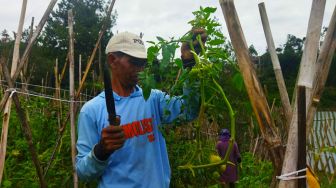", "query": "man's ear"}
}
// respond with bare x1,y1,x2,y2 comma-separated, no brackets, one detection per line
107,53,117,68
